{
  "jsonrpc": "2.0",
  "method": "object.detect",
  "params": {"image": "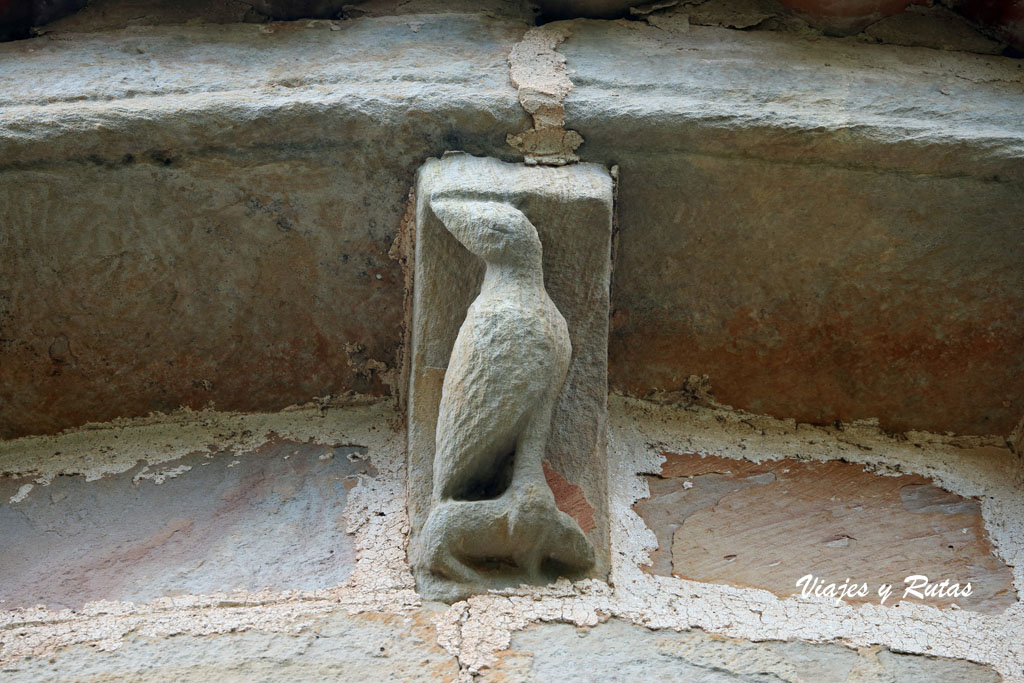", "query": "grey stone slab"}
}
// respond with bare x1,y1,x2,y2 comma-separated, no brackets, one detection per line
559,20,1024,436
0,15,529,165
498,619,1002,682
0,440,374,609
562,20,1024,180
1,15,1022,438
0,606,460,681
